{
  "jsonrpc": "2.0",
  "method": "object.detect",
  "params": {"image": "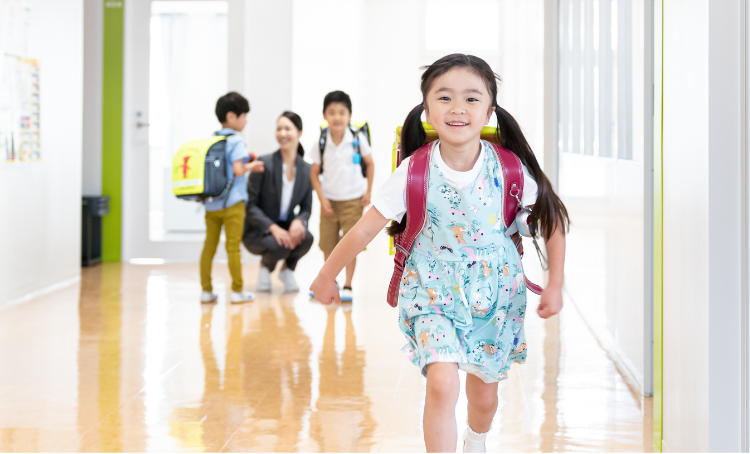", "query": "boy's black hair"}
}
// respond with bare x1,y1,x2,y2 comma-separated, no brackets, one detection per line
323,90,352,114
215,92,250,123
